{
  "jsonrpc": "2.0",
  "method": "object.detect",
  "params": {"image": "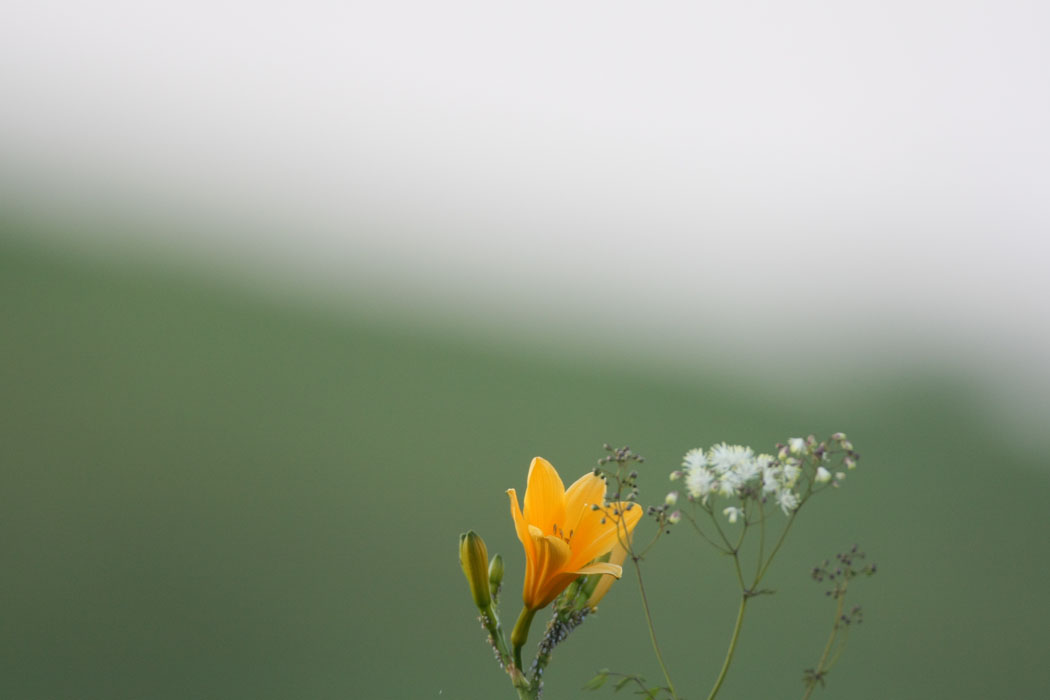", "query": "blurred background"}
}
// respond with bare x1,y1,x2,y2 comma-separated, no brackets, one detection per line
2,2,1048,698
